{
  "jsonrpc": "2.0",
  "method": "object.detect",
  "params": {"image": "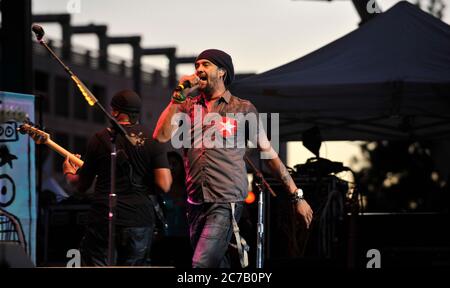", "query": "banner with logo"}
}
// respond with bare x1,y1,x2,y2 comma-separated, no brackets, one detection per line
0,91,36,264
